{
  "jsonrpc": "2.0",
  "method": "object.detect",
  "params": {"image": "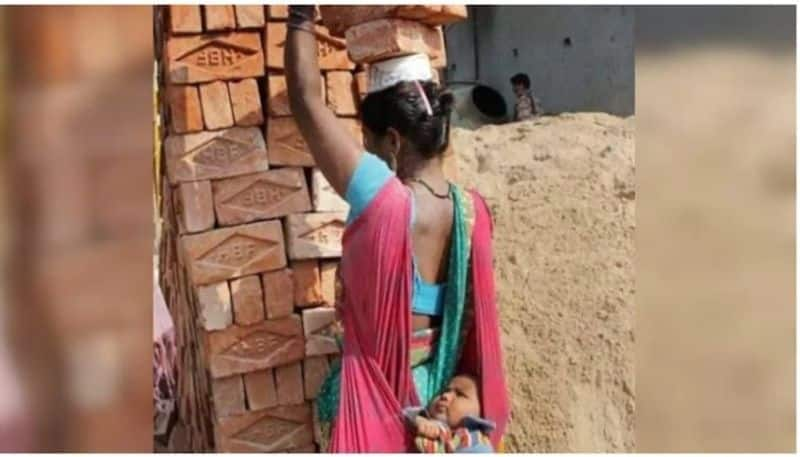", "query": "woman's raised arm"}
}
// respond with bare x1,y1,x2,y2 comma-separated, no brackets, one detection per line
284,6,362,197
